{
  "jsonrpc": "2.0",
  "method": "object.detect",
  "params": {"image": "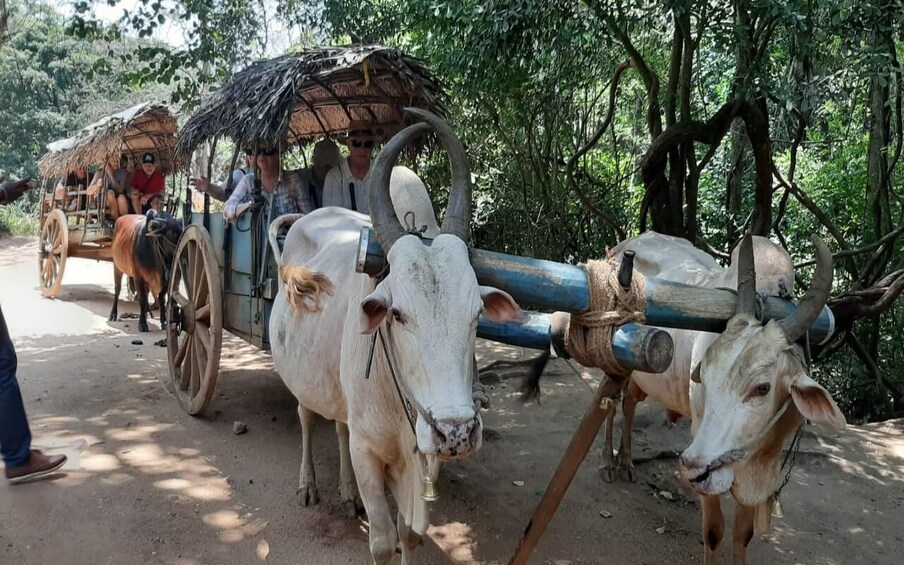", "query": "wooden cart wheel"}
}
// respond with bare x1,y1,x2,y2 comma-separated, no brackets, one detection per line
39,209,68,298
165,225,223,415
